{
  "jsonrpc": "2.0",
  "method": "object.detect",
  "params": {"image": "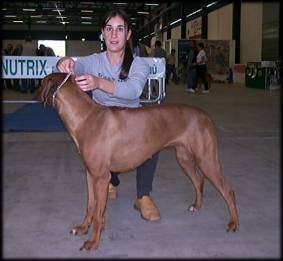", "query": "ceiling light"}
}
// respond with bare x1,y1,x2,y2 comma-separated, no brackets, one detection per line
137,11,149,15
113,2,127,5
36,21,48,24
22,8,36,12
13,20,24,23
81,9,93,13
206,1,218,8
81,21,92,24
144,3,159,6
186,9,202,18
170,18,181,26
52,9,65,12
5,15,17,18
81,16,92,19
